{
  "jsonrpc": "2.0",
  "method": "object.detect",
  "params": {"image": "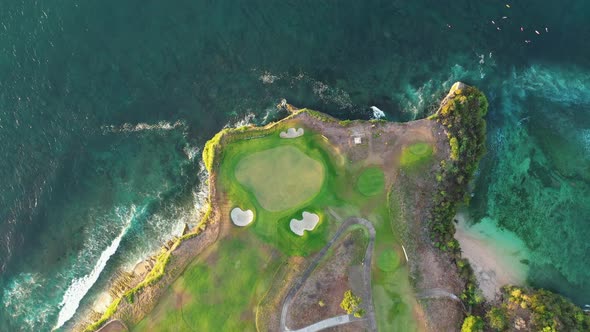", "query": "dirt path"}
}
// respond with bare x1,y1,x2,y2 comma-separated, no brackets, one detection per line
416,288,463,307
280,217,376,332
289,314,358,332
